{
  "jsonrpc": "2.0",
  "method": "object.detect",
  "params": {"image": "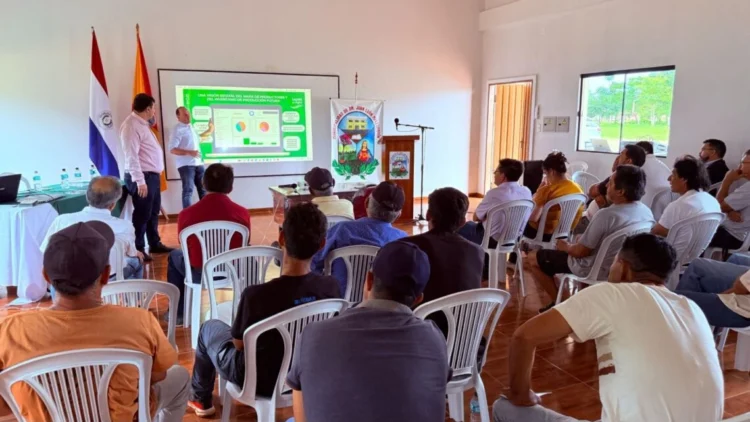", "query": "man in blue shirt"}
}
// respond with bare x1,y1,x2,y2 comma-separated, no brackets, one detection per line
311,181,407,296
168,107,214,209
